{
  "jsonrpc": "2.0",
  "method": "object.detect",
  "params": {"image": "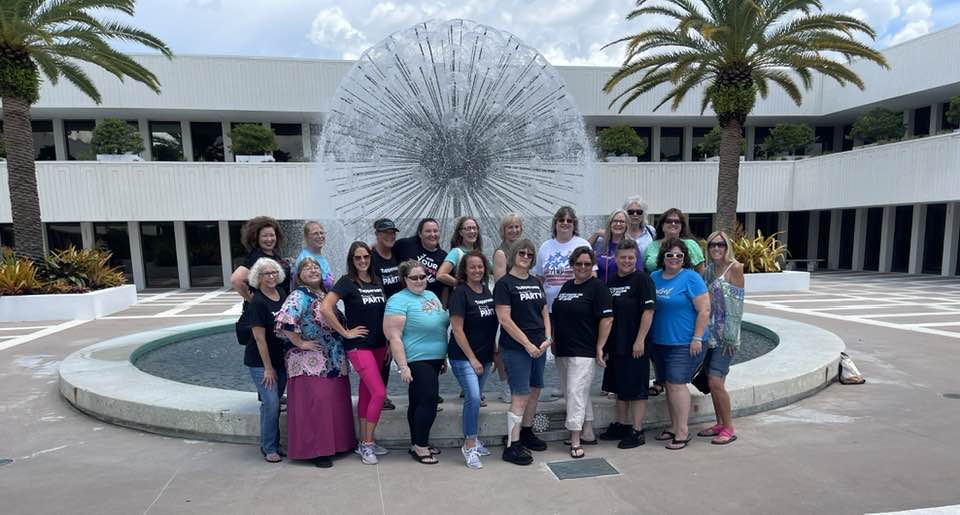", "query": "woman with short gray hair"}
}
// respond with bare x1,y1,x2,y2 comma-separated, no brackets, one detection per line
623,196,657,257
